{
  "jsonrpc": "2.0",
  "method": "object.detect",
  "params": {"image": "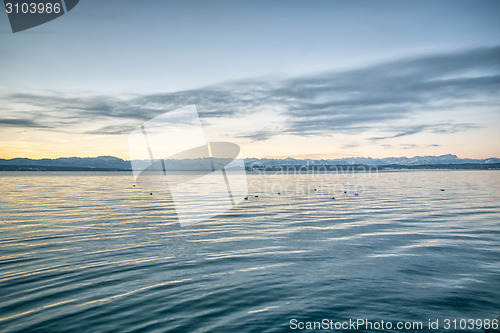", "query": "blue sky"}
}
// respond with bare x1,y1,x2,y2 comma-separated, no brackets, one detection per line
0,0,499,159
